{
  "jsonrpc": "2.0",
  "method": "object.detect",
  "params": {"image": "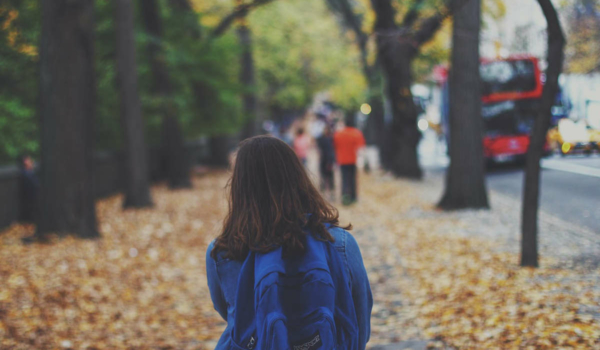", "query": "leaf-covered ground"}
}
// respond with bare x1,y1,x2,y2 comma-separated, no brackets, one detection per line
1,171,599,349
345,174,600,349
1,174,228,349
